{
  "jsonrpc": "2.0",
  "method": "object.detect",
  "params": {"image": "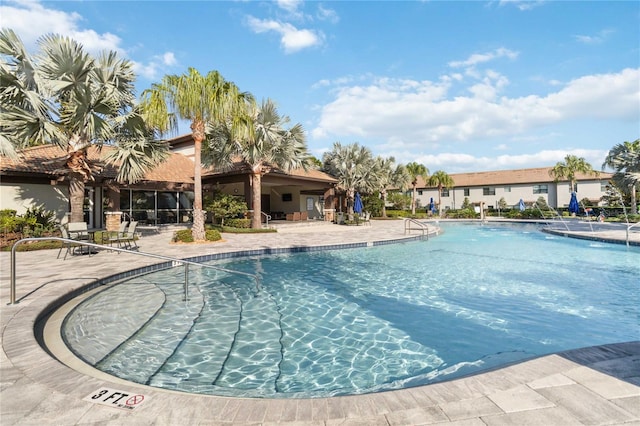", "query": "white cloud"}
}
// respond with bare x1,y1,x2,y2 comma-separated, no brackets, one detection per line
277,0,303,14
0,0,123,54
1,1,178,82
573,29,614,45
317,4,339,24
497,0,545,11
246,15,324,53
382,148,608,174
448,48,519,69
311,68,639,148
162,52,177,66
